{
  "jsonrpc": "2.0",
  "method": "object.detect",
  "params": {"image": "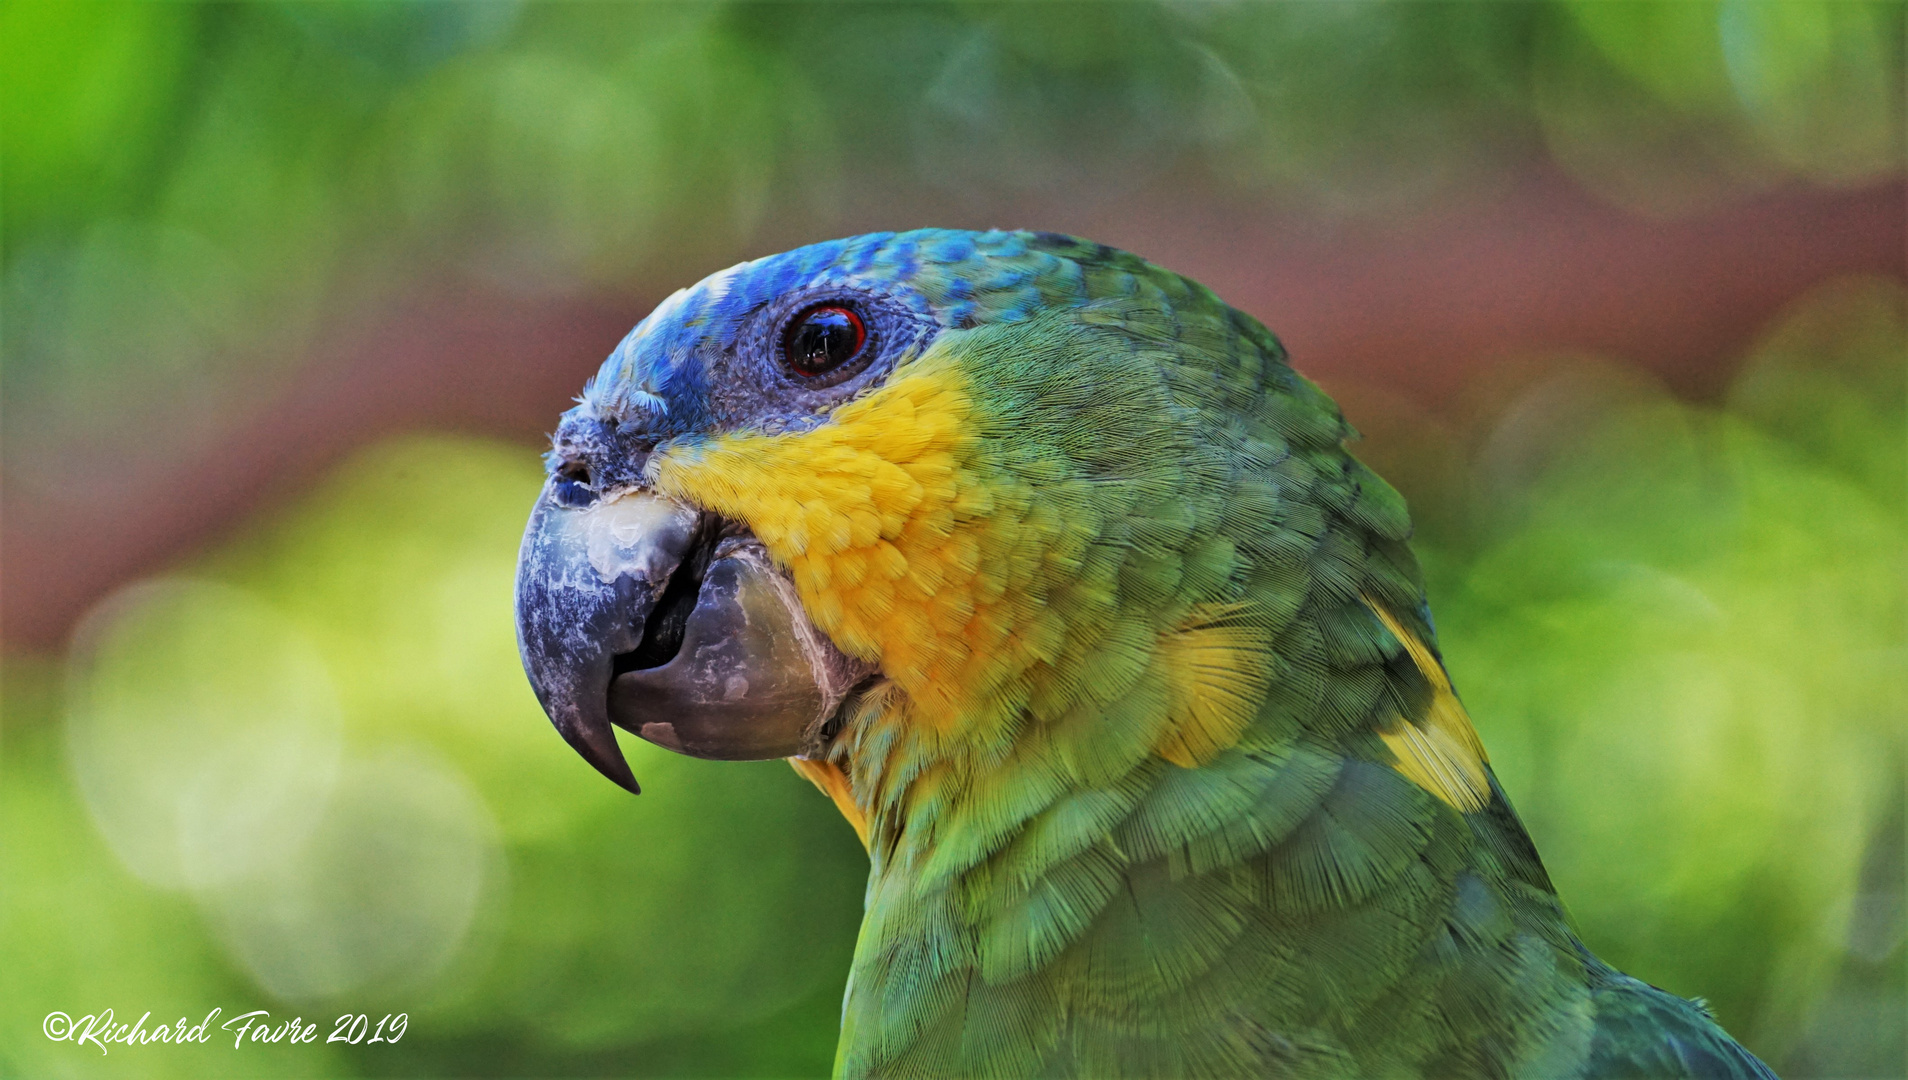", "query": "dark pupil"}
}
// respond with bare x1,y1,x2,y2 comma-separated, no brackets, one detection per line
789,308,861,376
